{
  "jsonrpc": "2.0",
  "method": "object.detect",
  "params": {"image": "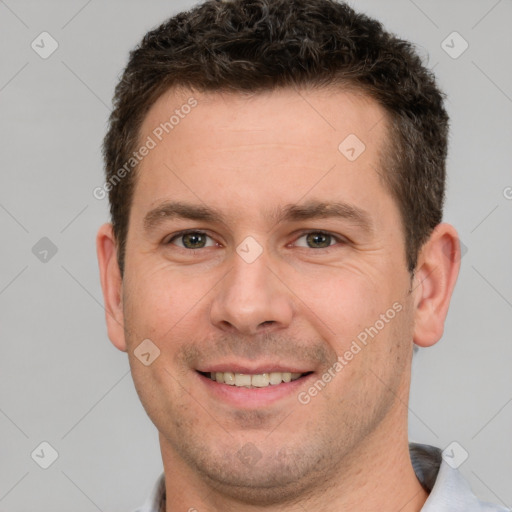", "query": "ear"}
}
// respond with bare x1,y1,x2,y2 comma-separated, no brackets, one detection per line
96,223,127,352
412,223,461,348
